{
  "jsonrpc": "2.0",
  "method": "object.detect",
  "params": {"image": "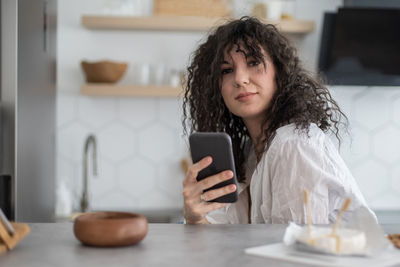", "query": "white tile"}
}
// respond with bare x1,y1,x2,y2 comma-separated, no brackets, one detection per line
56,156,76,189
57,122,93,162
156,159,185,201
391,165,400,195
340,124,371,166
56,67,82,94
138,189,182,209
352,87,399,130
90,157,118,199
392,95,400,126
92,190,138,211
158,98,183,130
98,122,136,162
372,125,400,164
118,98,157,129
351,159,389,201
77,96,117,129
231,0,254,17
352,89,391,130
329,86,366,118
119,157,156,198
138,124,176,162
178,132,191,155
57,93,78,128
